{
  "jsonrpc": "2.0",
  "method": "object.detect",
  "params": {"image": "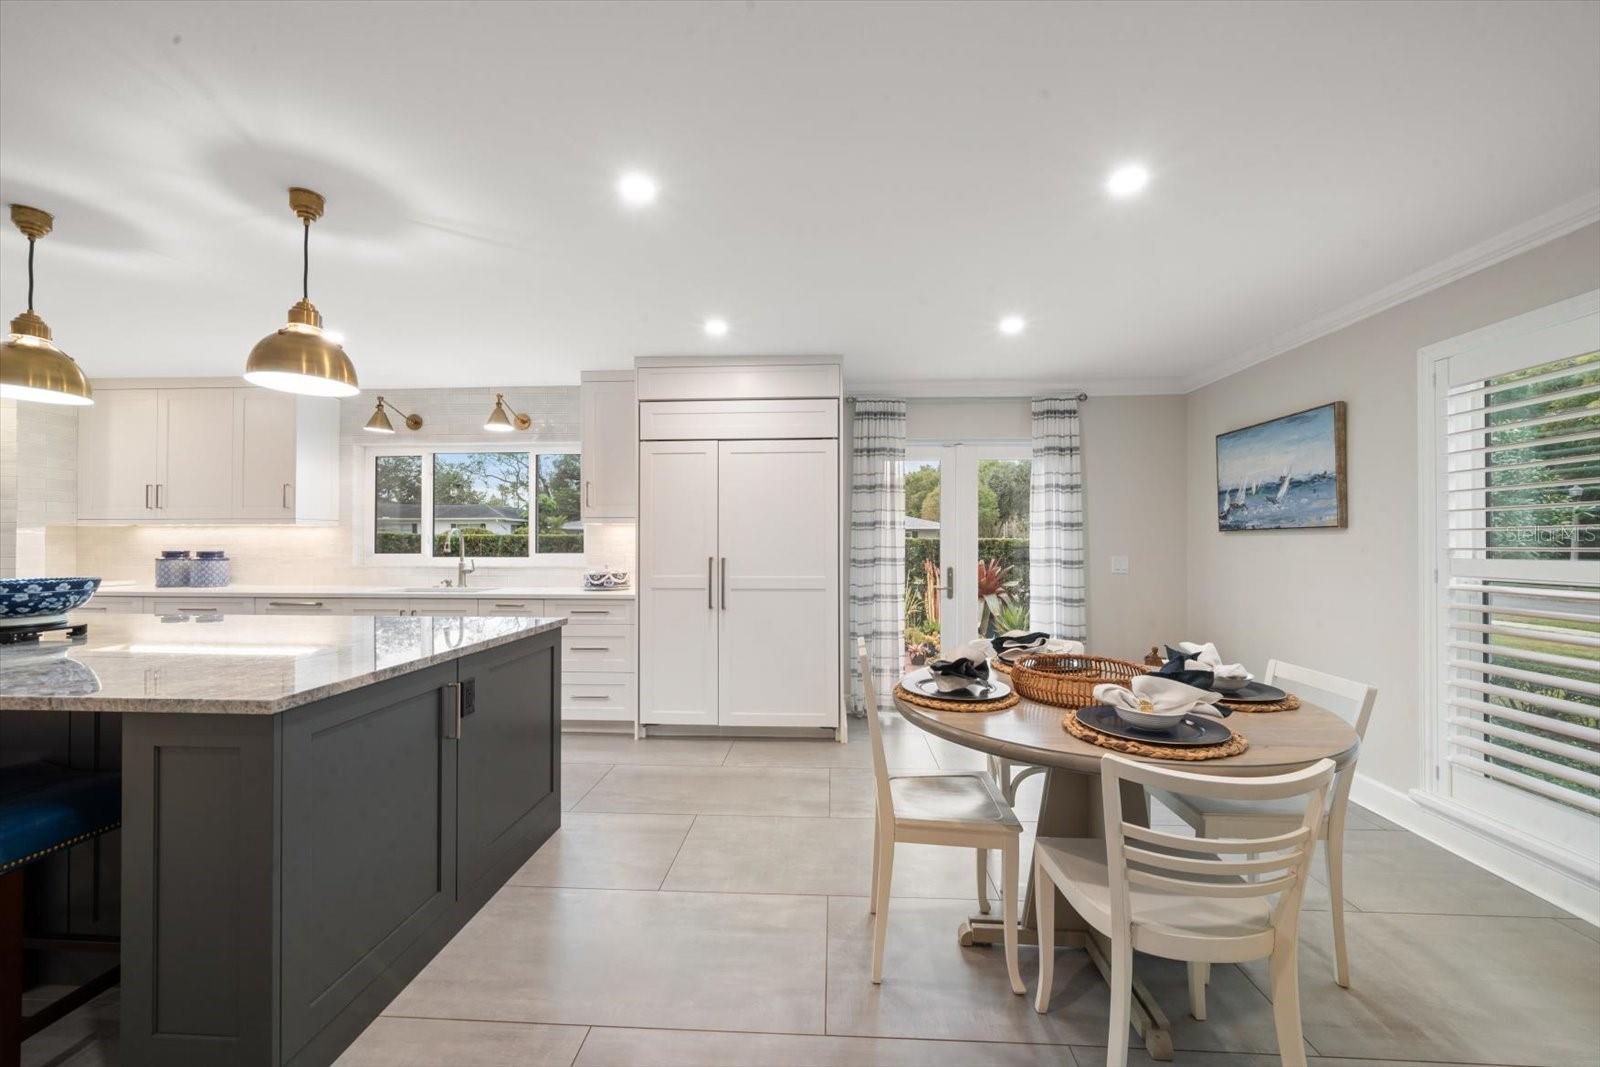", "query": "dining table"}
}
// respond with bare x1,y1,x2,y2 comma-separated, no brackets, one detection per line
893,685,1361,1062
